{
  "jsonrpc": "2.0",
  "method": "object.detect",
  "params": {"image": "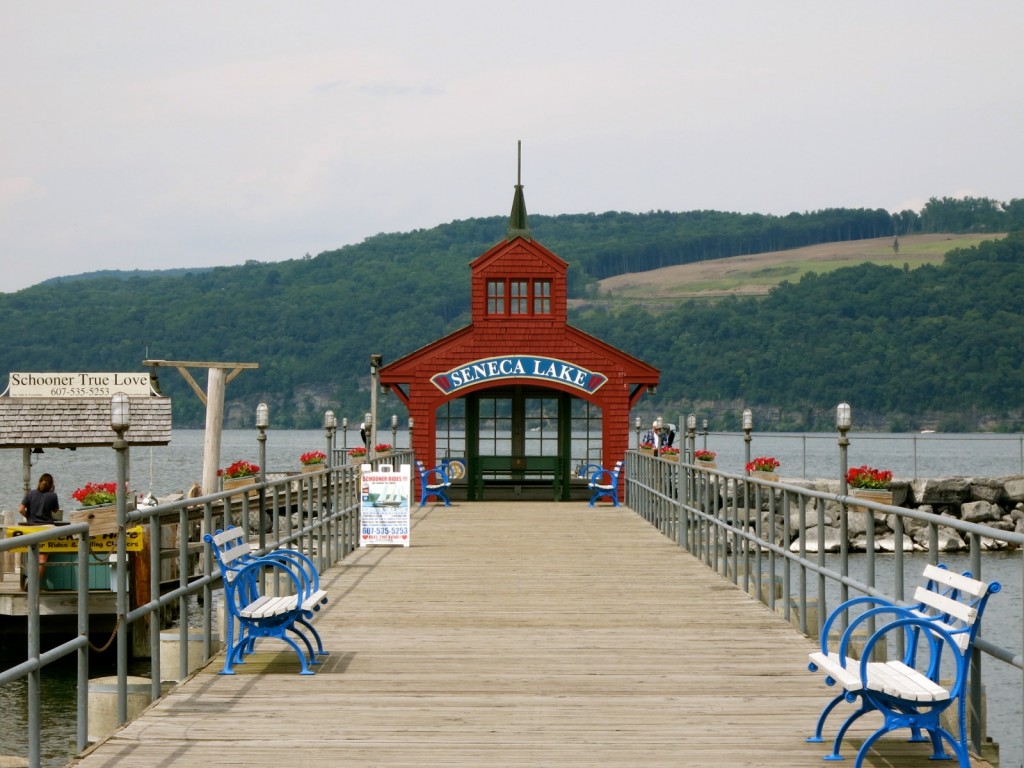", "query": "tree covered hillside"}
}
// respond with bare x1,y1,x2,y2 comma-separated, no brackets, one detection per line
572,232,1024,430
0,202,1021,430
